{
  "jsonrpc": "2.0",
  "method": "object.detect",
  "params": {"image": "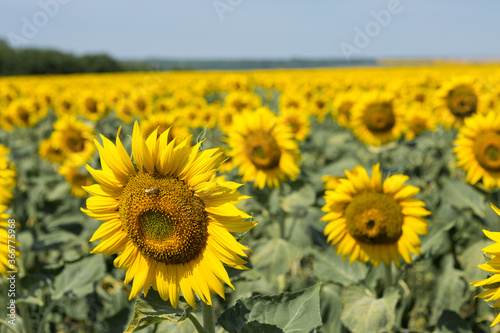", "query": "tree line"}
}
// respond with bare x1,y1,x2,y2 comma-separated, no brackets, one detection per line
0,40,123,76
